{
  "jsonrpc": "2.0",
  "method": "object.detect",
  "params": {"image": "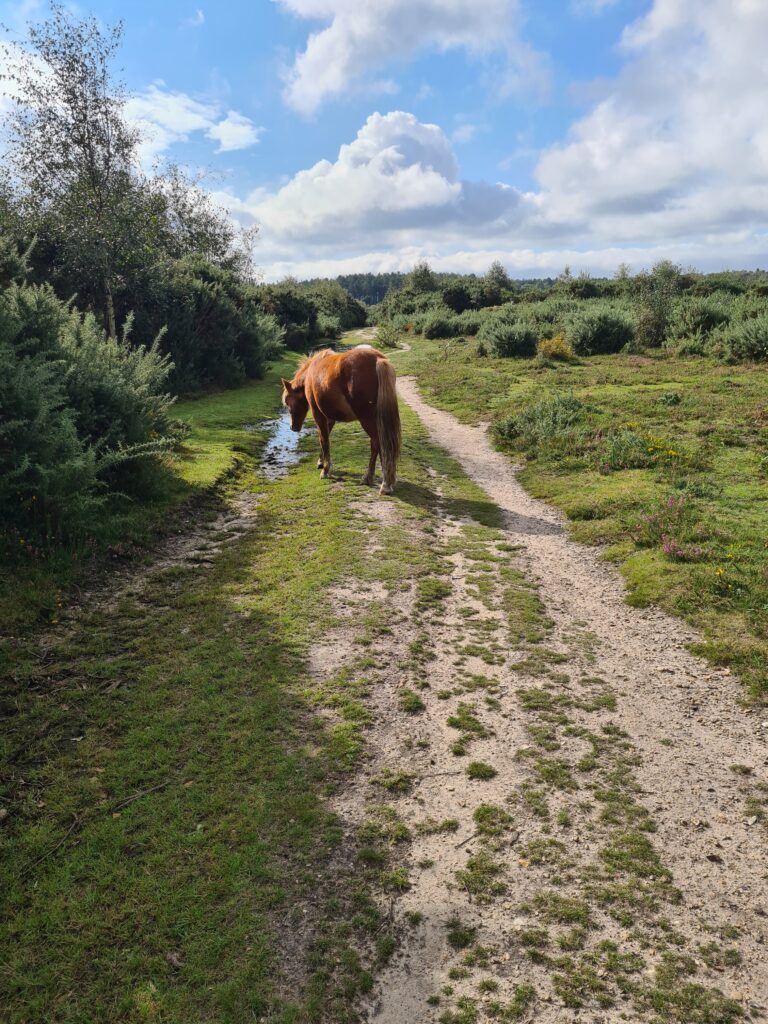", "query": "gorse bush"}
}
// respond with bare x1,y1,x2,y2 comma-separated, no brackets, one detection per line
478,310,538,357
316,313,342,339
302,279,367,333
59,312,178,491
666,296,730,345
423,314,461,339
537,334,576,363
565,306,634,354
456,310,483,336
0,266,176,557
723,315,768,361
127,257,283,391
375,320,401,349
